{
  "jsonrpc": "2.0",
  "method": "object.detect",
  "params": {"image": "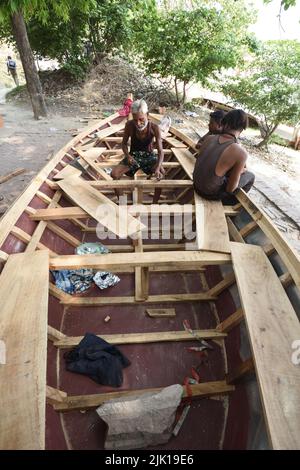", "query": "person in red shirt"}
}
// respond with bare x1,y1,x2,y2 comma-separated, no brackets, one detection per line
118,92,133,118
